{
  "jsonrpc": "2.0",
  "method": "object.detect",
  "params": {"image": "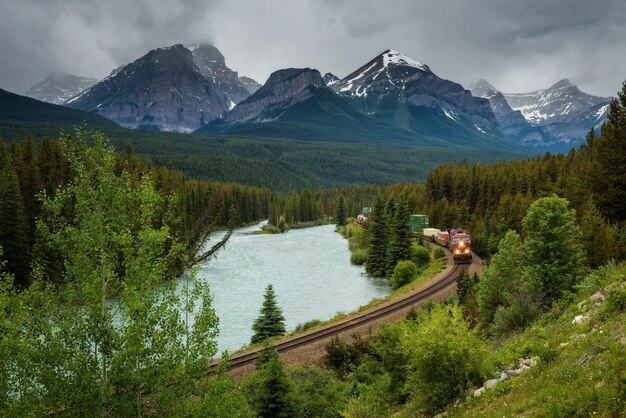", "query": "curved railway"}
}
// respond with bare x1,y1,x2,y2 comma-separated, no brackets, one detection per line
212,259,468,372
